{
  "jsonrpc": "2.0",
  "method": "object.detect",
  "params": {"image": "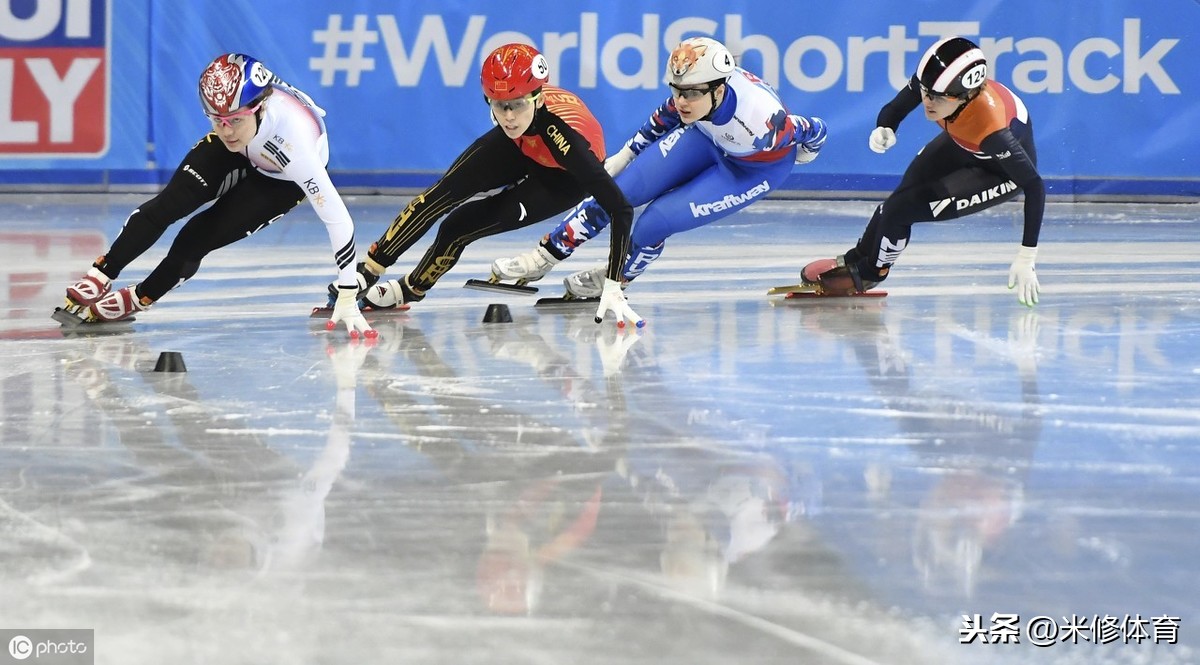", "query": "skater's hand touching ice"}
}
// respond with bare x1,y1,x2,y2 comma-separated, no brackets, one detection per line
328,285,377,339
594,278,644,329
1007,246,1040,307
